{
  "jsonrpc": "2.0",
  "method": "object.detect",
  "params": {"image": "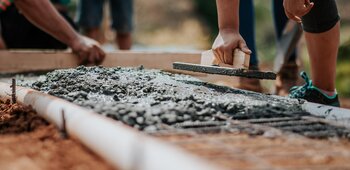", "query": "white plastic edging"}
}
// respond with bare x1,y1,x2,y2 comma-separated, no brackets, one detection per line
0,82,226,170
303,102,350,128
